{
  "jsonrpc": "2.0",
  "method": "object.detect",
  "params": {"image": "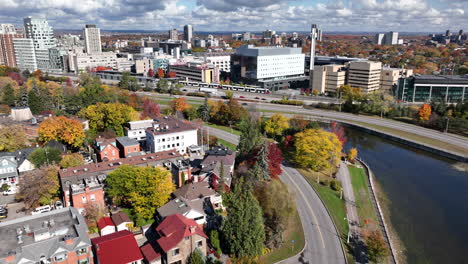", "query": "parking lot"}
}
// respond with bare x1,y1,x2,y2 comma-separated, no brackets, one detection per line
0,194,26,222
